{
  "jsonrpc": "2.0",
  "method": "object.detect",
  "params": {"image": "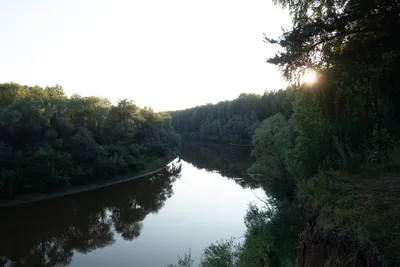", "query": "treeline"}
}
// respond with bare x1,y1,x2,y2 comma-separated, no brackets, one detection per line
0,83,180,198
170,89,294,145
